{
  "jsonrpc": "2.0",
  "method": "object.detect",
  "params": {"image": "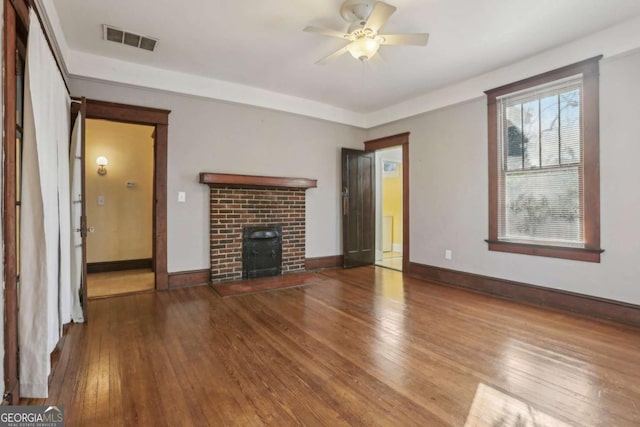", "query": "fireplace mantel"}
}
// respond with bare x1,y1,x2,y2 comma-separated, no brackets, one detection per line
199,172,317,189
202,172,314,282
